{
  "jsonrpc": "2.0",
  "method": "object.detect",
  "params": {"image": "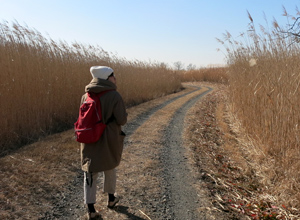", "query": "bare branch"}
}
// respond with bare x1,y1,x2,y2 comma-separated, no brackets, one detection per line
288,17,300,31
